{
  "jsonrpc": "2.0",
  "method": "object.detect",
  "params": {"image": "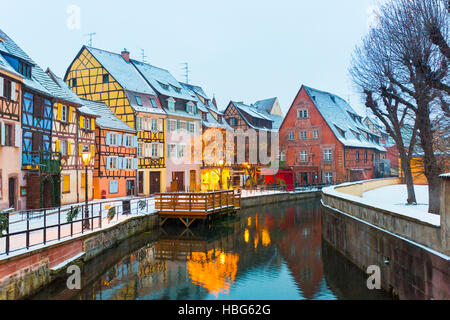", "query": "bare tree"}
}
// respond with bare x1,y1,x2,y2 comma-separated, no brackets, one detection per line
351,0,449,214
